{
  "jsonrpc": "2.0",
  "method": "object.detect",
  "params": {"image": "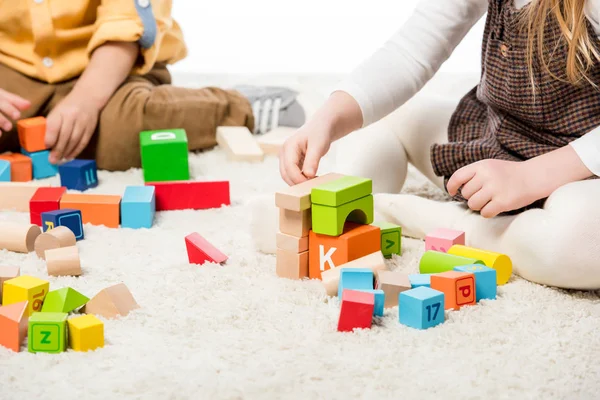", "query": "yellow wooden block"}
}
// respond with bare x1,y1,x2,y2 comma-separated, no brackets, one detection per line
447,245,512,285
68,314,104,352
2,275,49,316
